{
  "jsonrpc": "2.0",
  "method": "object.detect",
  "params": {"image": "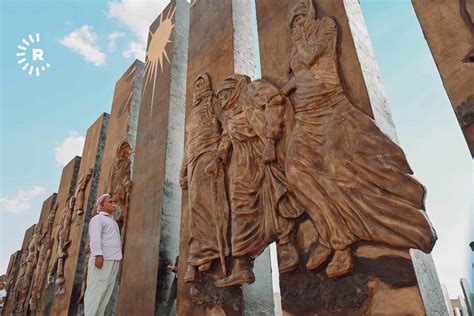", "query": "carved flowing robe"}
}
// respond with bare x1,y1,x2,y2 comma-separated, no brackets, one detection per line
182,97,229,268
221,79,303,259
285,1,436,252
106,143,132,205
